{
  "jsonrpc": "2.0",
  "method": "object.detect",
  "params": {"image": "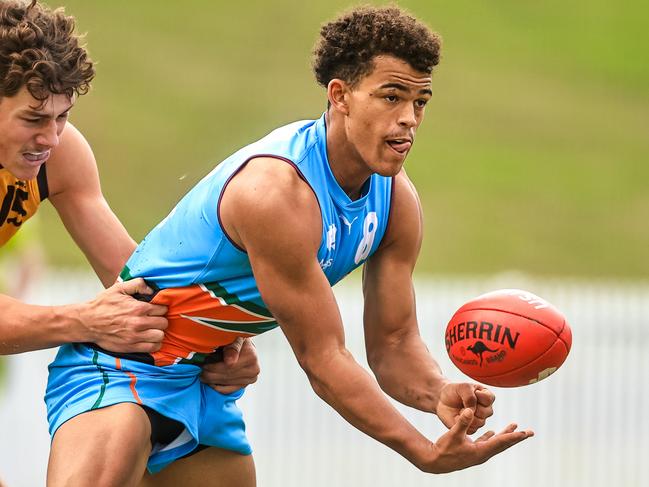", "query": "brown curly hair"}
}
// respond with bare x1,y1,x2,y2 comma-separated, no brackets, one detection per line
313,5,441,88
0,0,94,104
